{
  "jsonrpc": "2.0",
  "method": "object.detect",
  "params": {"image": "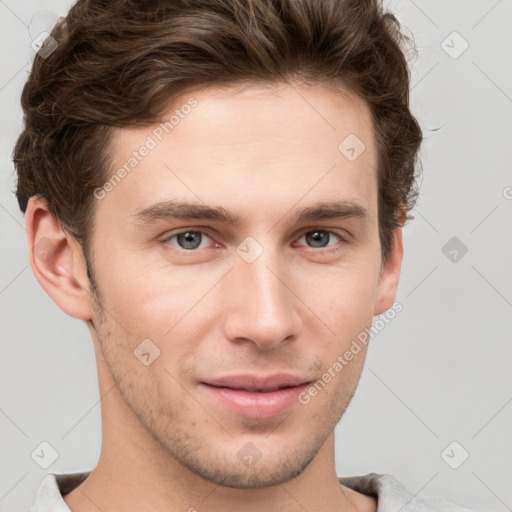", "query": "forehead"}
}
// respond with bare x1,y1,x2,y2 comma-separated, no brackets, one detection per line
98,81,379,228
